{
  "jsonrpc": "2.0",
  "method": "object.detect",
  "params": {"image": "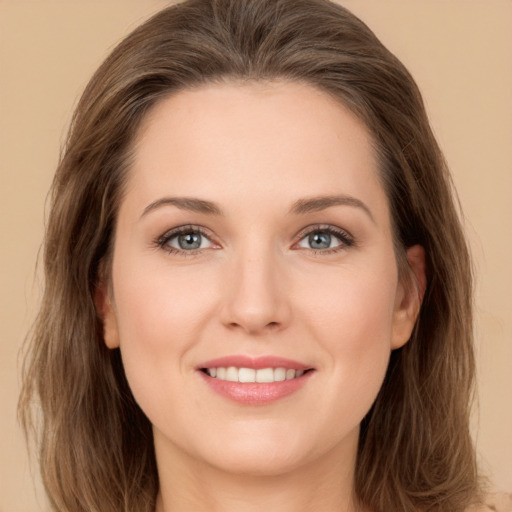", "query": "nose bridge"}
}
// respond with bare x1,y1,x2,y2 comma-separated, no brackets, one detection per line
221,237,290,334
